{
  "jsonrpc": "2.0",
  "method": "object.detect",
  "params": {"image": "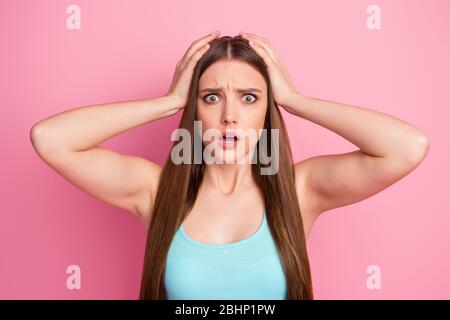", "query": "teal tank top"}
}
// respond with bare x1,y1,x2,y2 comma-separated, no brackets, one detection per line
164,208,288,299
